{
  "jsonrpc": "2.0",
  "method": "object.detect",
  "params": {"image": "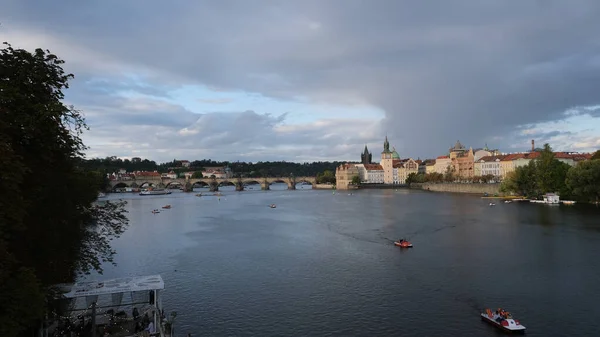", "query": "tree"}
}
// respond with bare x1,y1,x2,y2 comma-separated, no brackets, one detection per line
192,171,203,178
534,144,571,195
351,175,361,185
591,150,600,160
316,170,336,184
0,43,128,336
500,161,537,197
566,160,600,203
